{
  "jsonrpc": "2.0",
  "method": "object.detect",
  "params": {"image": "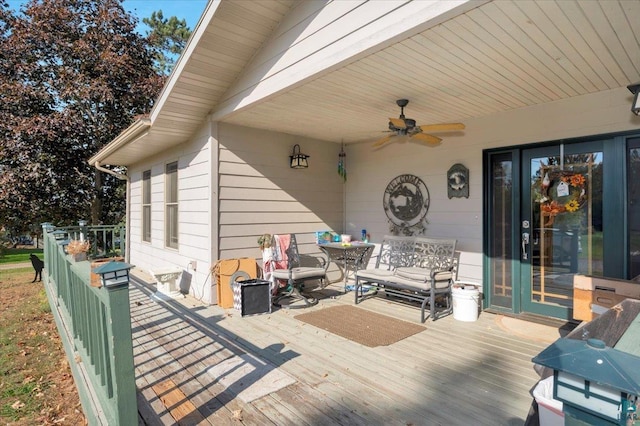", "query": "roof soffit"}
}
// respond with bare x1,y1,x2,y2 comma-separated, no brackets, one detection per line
93,0,640,166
